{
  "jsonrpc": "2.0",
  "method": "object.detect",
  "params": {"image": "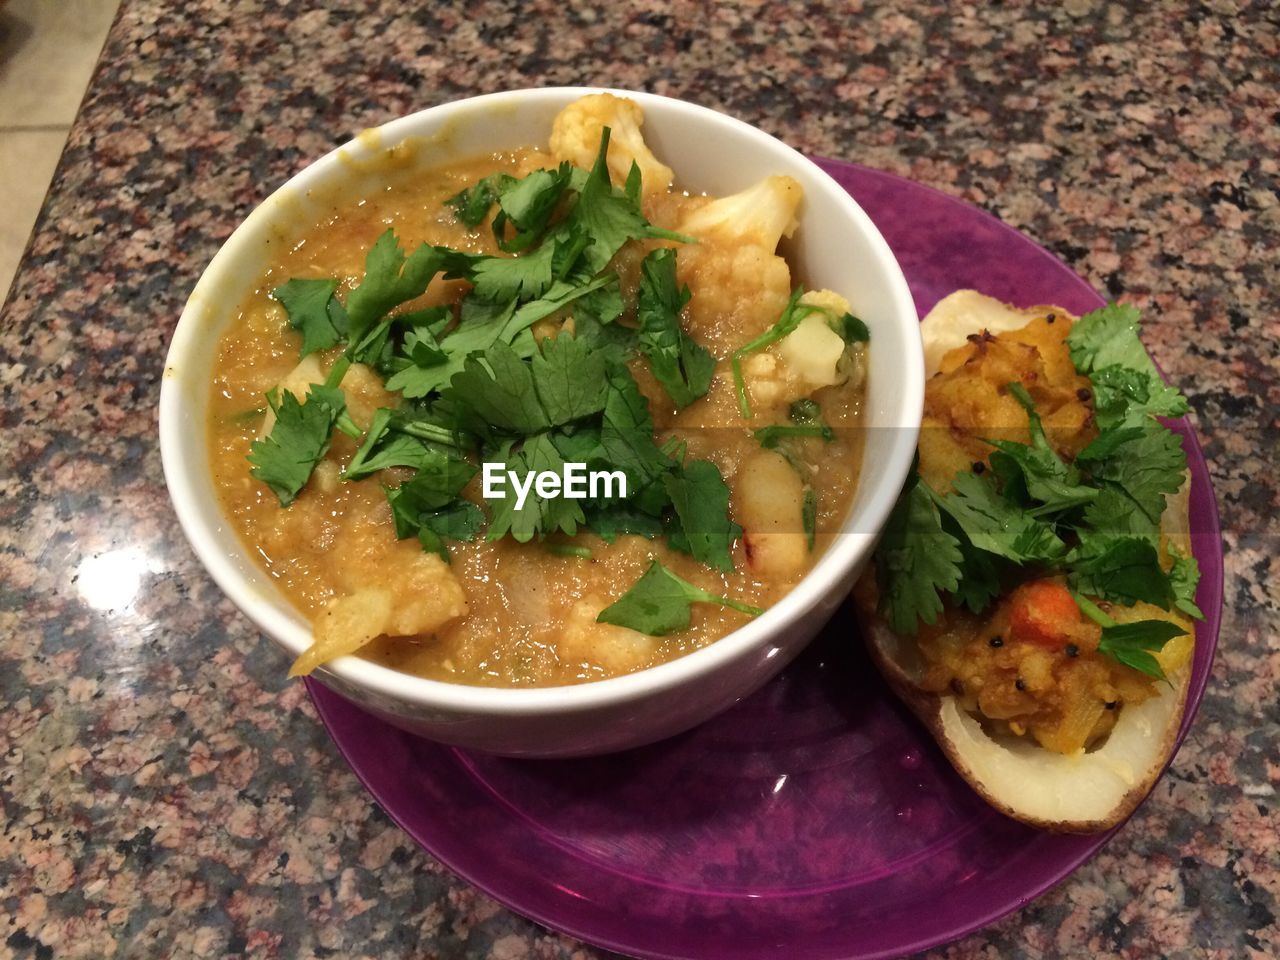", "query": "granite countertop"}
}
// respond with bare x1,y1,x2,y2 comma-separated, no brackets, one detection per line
2,1,1277,957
